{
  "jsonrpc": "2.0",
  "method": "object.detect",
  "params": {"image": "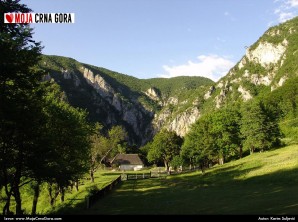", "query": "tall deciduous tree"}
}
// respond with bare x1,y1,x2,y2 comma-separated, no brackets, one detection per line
89,125,127,182
0,0,44,215
0,0,92,212
241,100,282,154
181,117,214,173
147,130,183,172
43,83,91,204
107,125,128,159
90,122,104,182
210,107,241,164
